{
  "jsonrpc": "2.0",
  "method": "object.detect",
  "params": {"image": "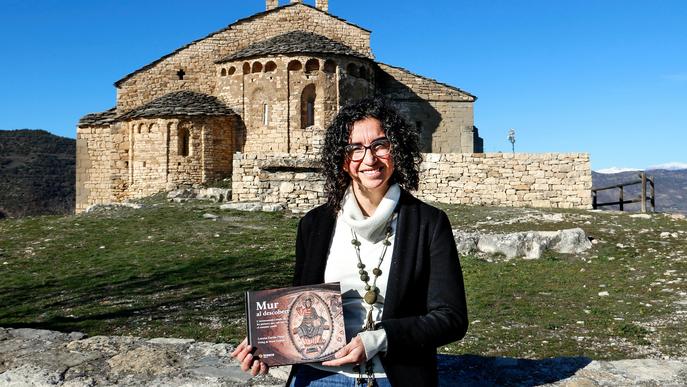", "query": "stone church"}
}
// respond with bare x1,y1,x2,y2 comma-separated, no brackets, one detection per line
76,0,482,212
